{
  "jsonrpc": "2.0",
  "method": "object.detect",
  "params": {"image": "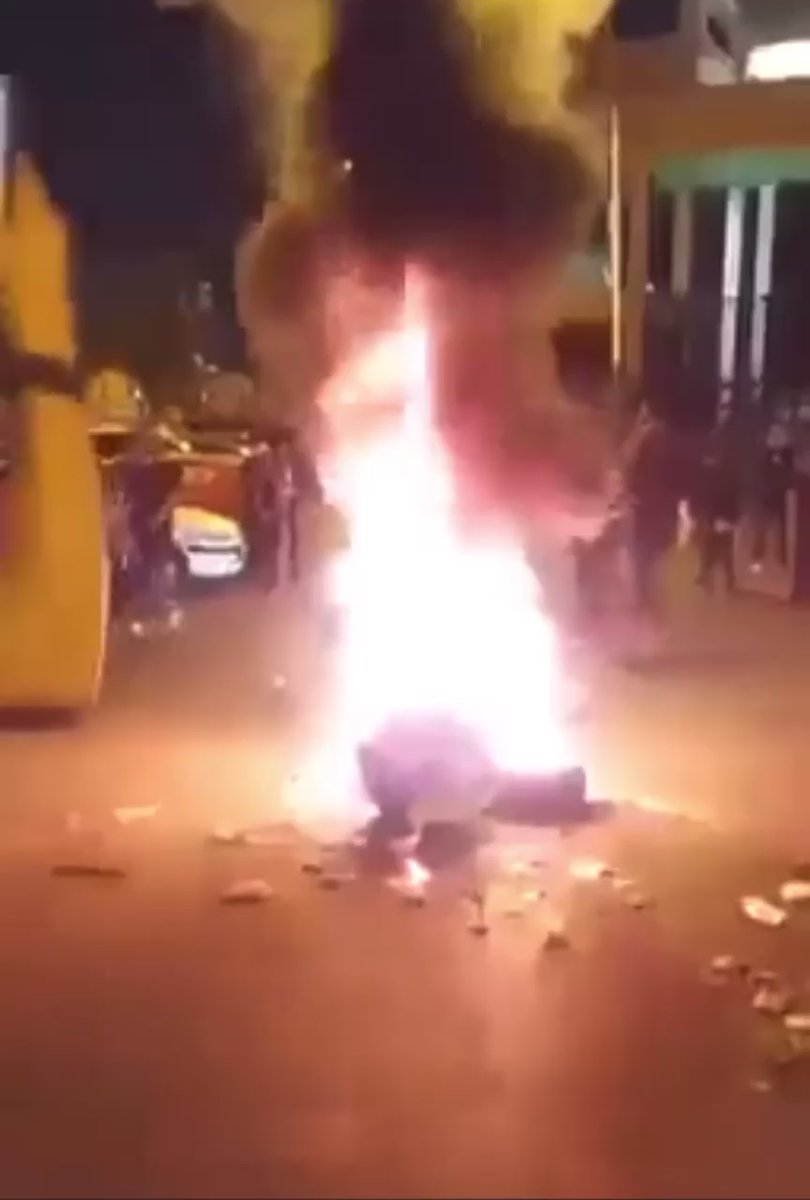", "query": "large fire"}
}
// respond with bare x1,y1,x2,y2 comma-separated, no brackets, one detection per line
287,269,577,839
225,0,613,842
